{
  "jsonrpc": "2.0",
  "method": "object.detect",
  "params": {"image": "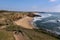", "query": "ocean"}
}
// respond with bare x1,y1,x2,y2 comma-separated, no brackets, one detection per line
33,12,60,35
